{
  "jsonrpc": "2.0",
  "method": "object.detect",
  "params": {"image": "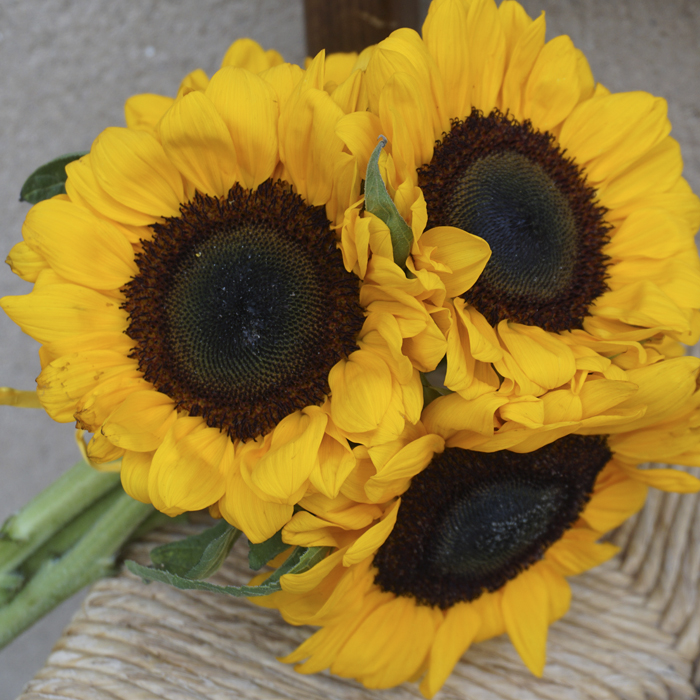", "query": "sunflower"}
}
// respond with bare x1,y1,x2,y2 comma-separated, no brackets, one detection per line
250,355,700,696
0,55,452,543
335,0,700,406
